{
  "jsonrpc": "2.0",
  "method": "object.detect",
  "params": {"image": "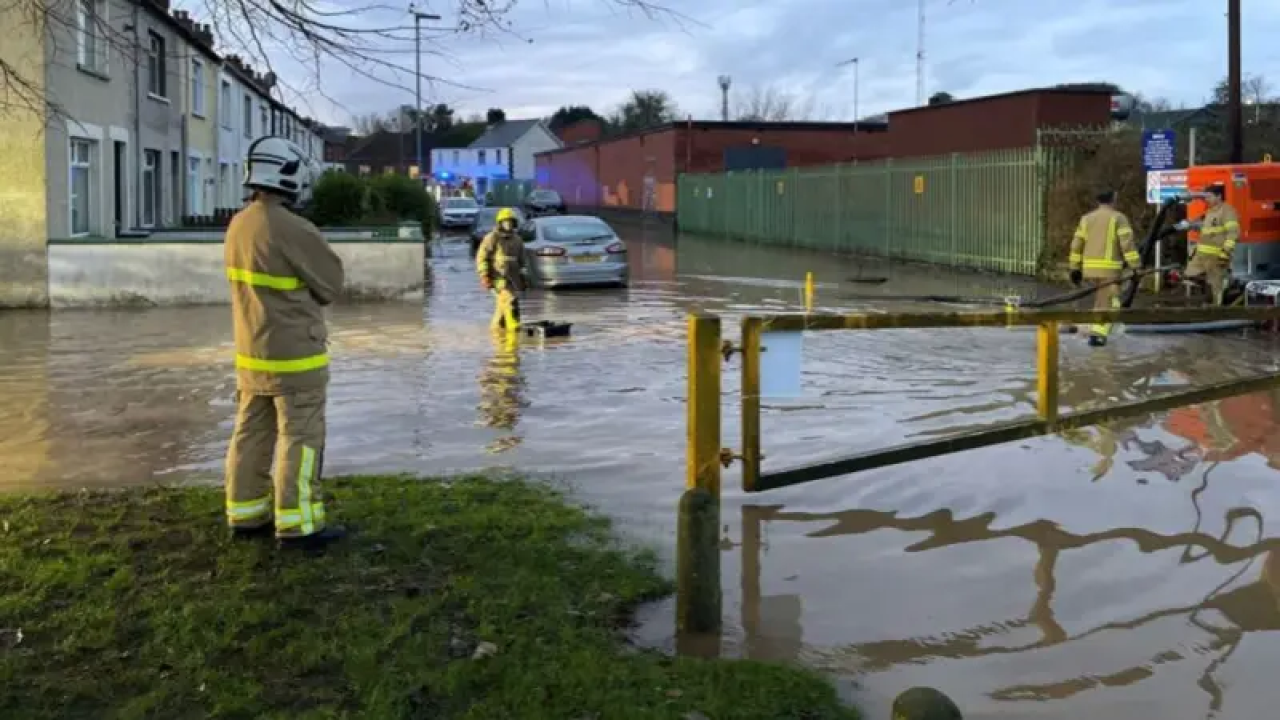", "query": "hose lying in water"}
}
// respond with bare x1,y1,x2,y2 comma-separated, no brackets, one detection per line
837,267,1168,309
1124,319,1257,334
